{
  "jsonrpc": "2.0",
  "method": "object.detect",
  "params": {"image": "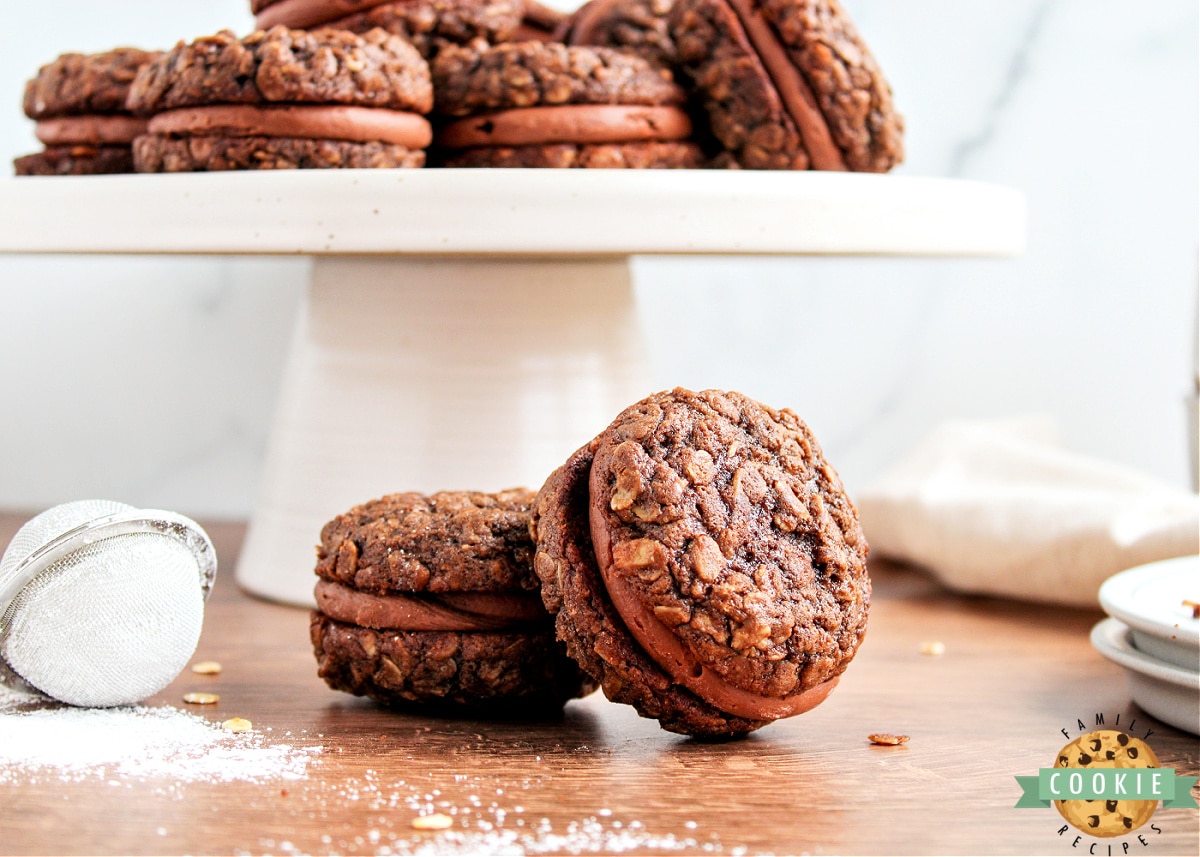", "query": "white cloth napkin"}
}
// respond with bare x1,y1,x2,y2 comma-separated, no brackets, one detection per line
856,418,1200,608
